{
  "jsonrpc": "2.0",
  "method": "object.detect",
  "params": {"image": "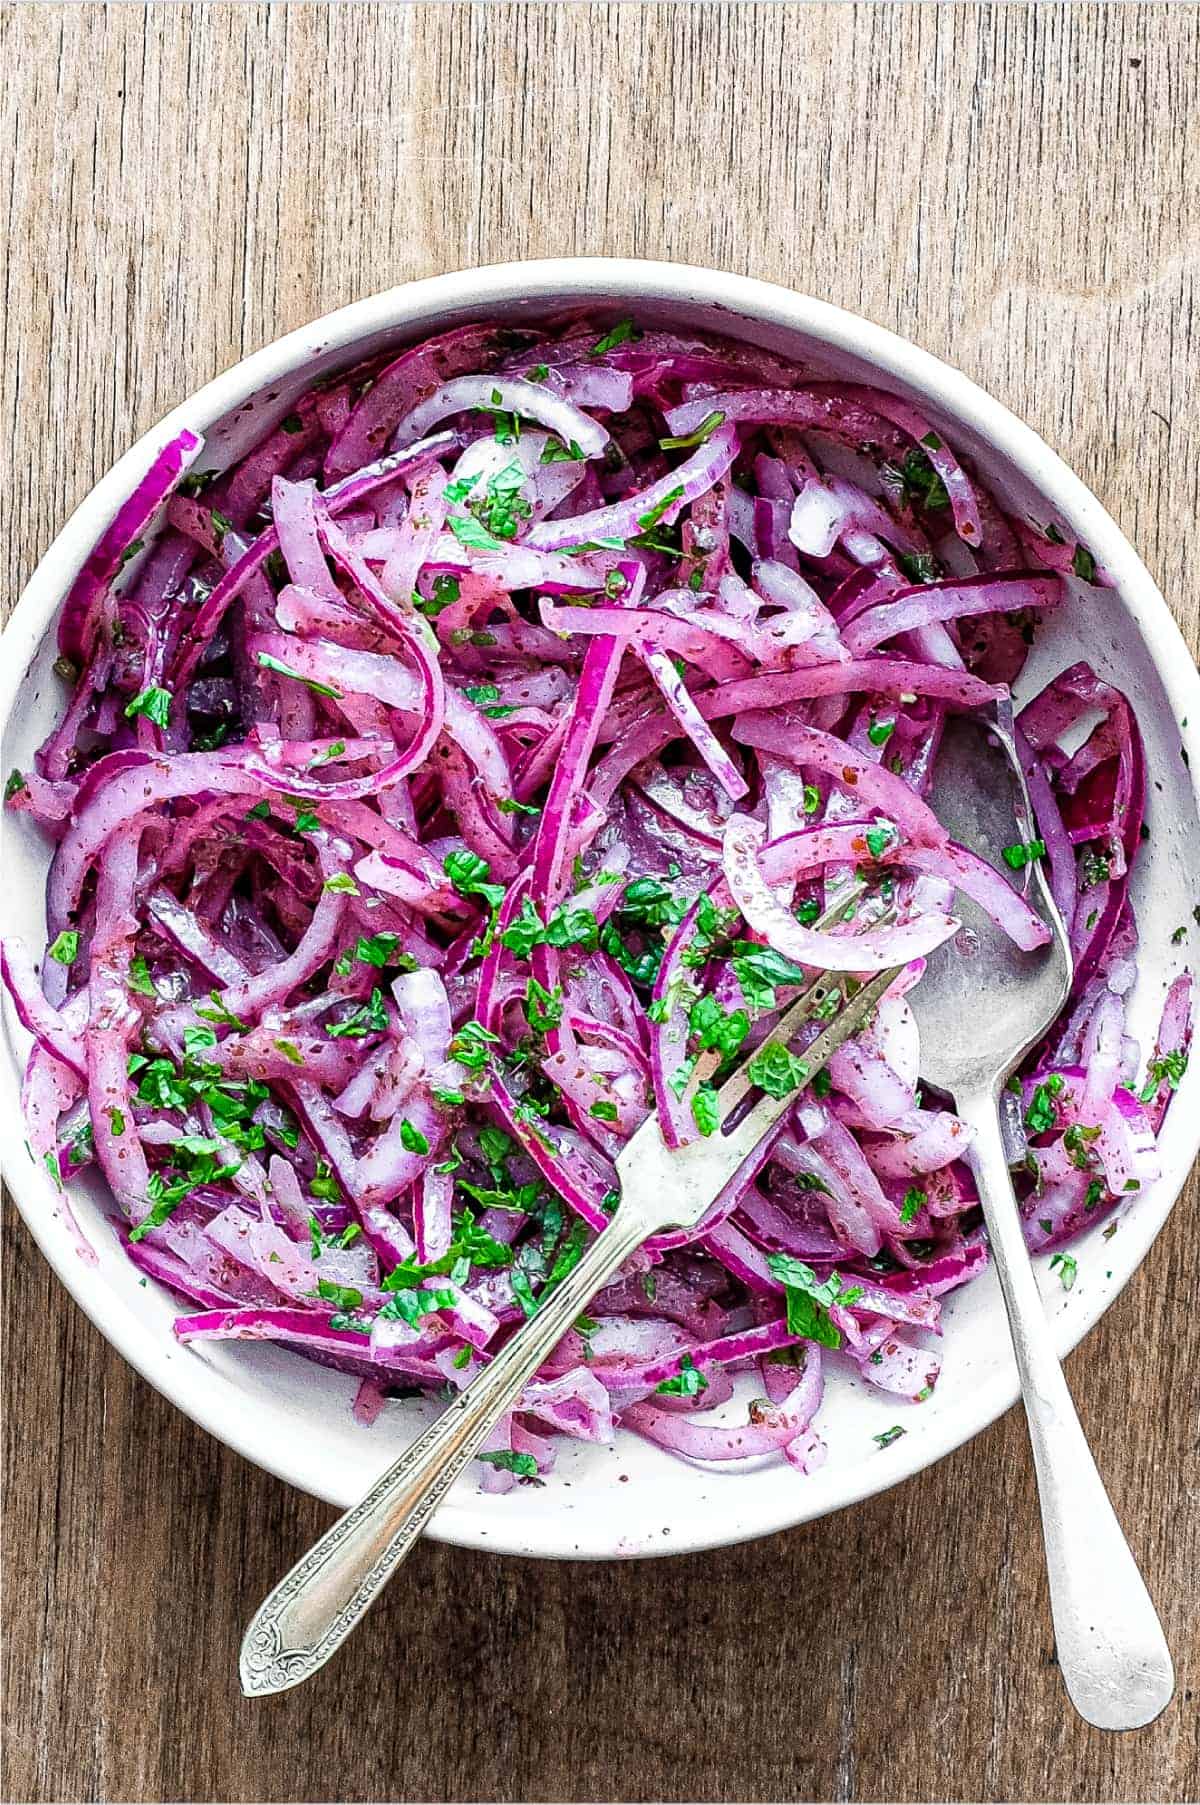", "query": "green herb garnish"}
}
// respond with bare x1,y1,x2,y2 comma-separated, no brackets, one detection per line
1002,838,1047,870
659,411,725,451
767,1254,862,1349
656,1353,708,1396
256,652,343,700
746,1042,810,1100
124,686,172,728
